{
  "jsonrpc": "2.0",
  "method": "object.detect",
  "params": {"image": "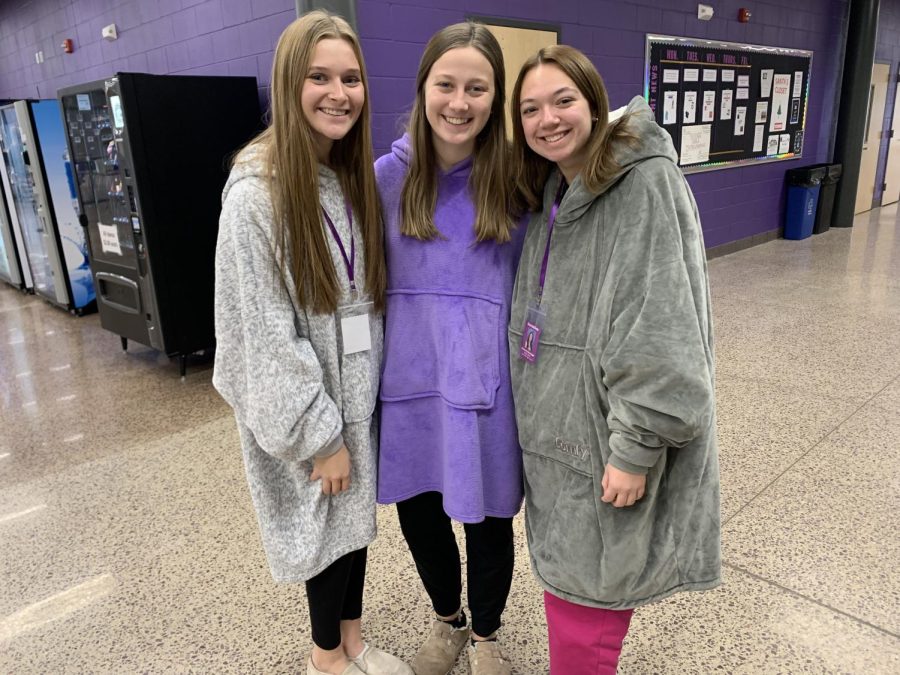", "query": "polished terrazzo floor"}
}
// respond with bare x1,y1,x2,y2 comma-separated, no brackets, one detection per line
1,207,899,674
